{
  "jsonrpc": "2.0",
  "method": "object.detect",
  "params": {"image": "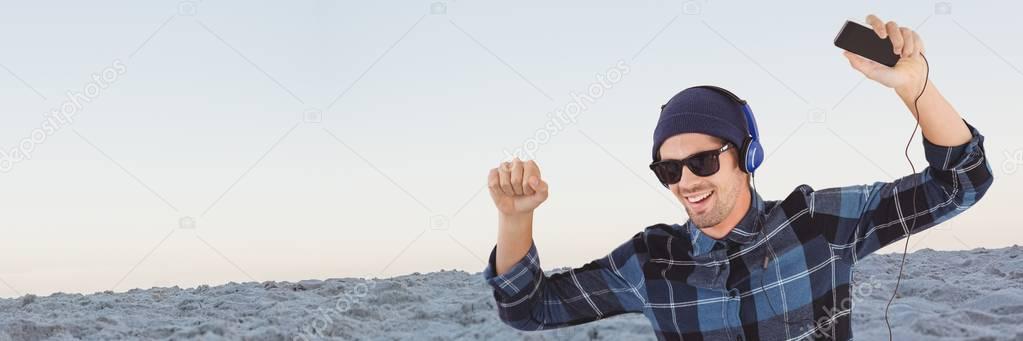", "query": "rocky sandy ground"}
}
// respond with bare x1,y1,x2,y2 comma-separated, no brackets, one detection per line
1,246,1021,340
